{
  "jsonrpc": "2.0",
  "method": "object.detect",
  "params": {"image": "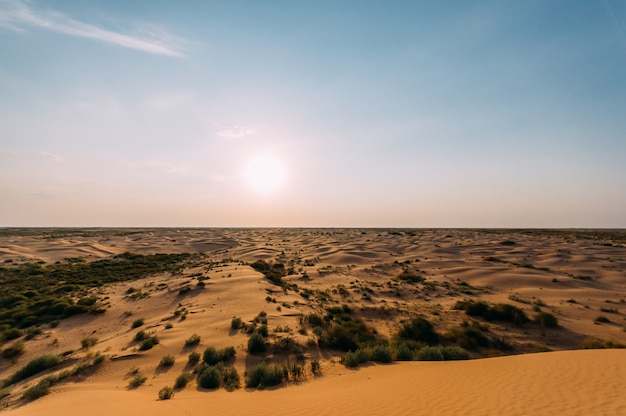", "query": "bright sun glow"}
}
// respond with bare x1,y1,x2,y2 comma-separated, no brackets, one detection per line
242,154,287,194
